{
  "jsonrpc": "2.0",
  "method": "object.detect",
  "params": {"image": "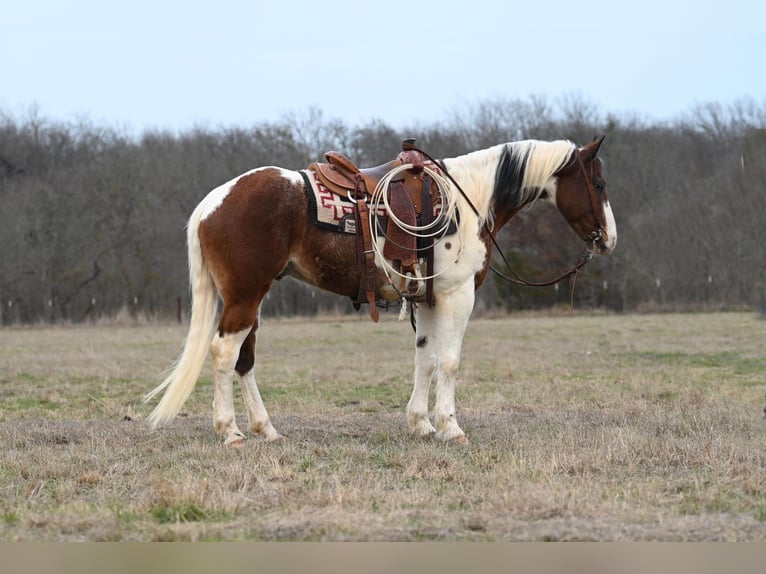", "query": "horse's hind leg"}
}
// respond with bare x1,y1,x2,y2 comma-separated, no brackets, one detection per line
210,301,261,446
236,319,281,441
210,329,249,445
